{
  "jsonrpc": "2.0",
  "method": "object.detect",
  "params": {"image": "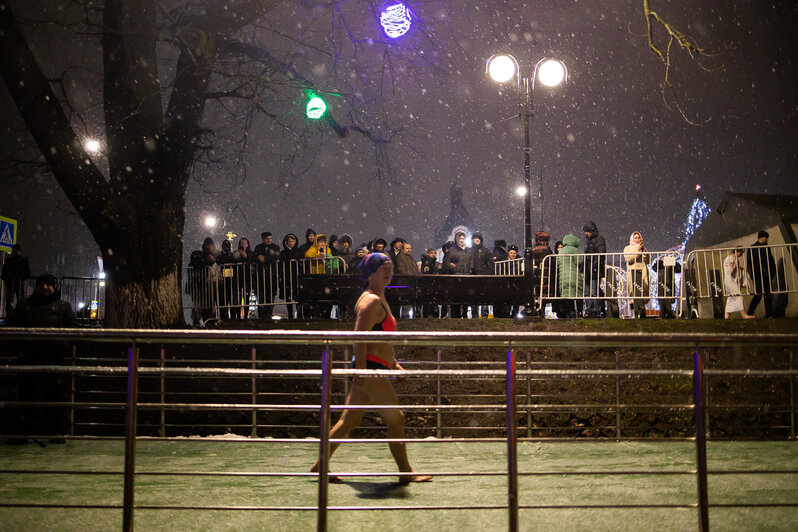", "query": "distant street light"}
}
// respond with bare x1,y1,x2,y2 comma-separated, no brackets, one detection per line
486,54,567,250
203,216,217,229
515,184,527,197
84,138,101,153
